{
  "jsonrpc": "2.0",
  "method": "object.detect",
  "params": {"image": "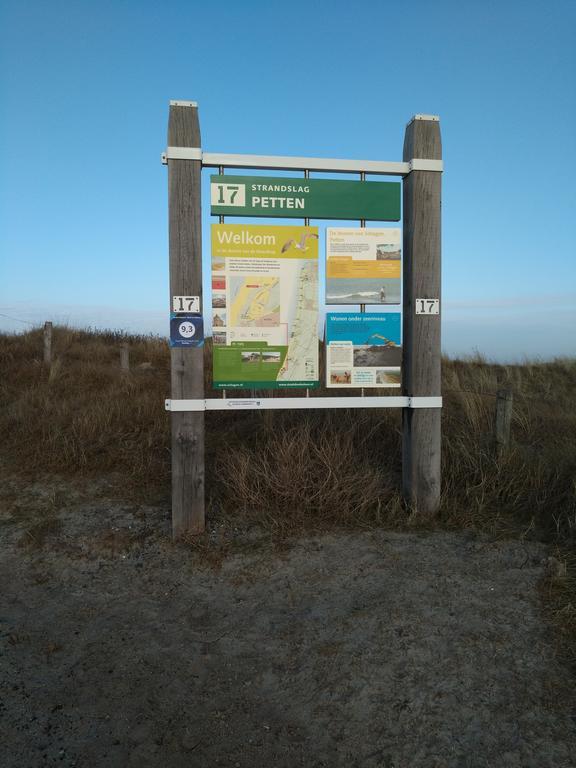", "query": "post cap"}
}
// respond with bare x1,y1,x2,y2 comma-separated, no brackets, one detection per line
169,100,198,108
407,114,440,126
